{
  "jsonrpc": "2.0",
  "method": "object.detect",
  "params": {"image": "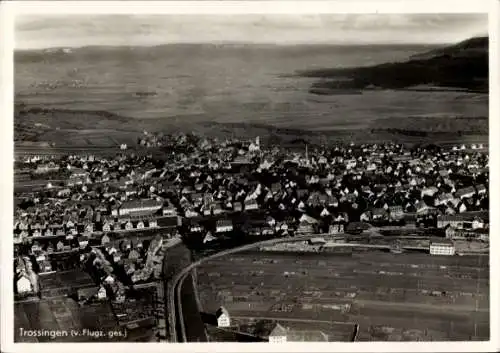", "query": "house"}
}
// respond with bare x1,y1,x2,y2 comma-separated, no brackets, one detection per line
202,204,212,216
372,208,387,220
17,273,32,294
113,251,122,263
203,232,216,244
421,186,438,198
128,249,140,261
388,206,404,220
360,211,372,222
445,226,457,239
103,222,112,232
416,201,432,215
216,306,231,327
328,196,339,207
85,223,94,233
244,198,259,211
125,221,134,231
185,209,199,218
297,214,318,235
434,193,454,206
269,323,288,343
472,218,485,229
190,222,203,233
458,202,468,213
101,234,111,245
455,186,476,200
162,204,177,216
216,219,233,233
233,202,243,212
476,184,487,195
104,275,115,284
266,216,276,227
270,183,281,194
65,219,75,229
212,203,224,215
429,240,455,256
79,237,89,249
57,188,71,198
